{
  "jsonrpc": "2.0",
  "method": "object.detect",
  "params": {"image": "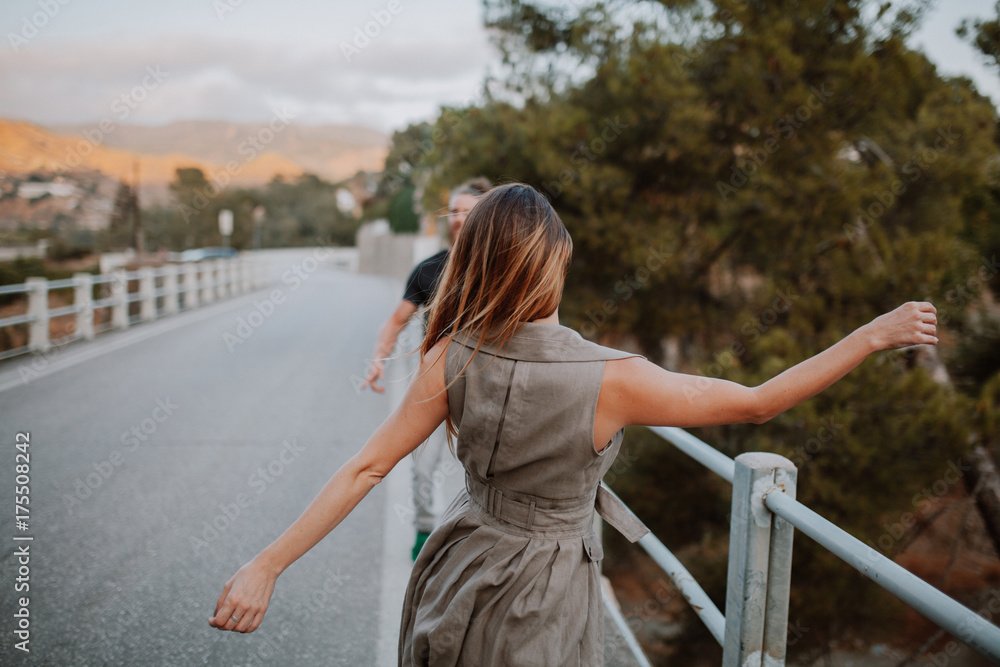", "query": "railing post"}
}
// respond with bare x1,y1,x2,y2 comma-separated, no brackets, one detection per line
722,452,796,667
201,262,215,304
215,258,227,299
762,463,797,665
26,277,50,352
229,258,241,295
111,270,129,330
224,258,235,296
139,267,156,322
241,257,251,292
73,272,95,340
253,260,265,289
185,263,199,309
162,265,179,316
